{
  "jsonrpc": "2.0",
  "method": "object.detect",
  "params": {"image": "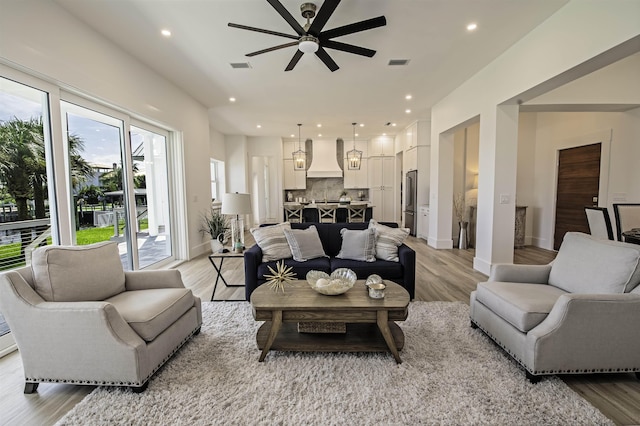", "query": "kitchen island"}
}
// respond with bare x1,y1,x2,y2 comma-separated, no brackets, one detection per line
283,202,373,223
